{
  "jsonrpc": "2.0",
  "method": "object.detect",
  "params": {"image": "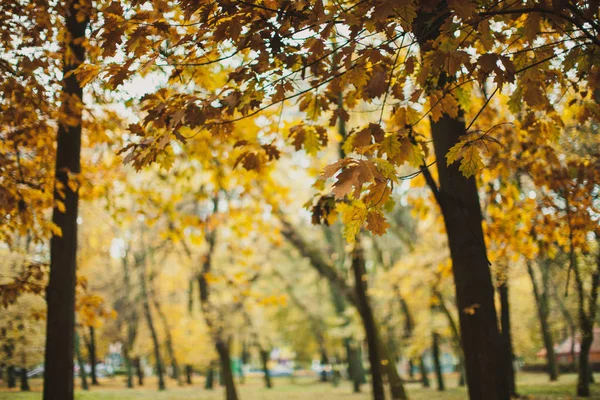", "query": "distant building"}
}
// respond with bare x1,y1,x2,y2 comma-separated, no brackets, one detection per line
537,328,600,365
